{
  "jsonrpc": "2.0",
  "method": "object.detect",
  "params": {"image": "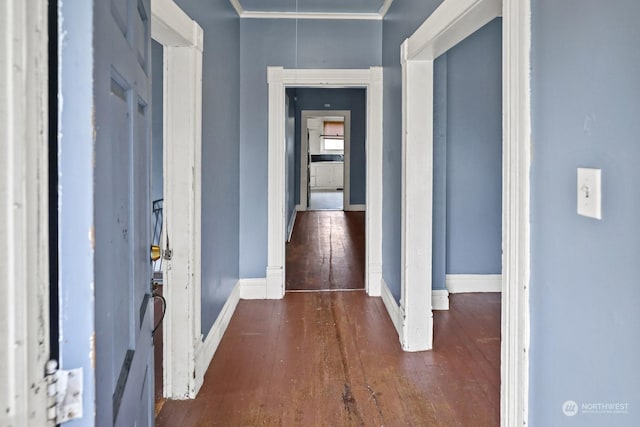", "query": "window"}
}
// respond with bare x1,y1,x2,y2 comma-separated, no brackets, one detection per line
322,121,344,151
